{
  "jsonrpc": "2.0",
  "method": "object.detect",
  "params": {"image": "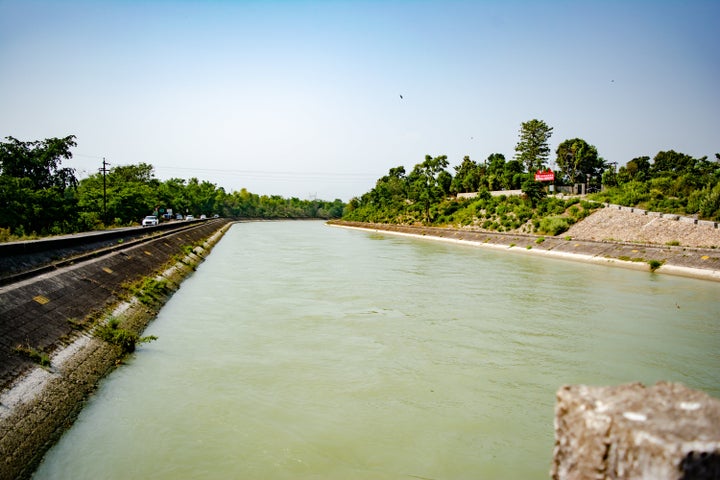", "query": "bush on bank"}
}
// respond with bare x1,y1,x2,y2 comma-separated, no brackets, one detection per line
344,190,603,236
